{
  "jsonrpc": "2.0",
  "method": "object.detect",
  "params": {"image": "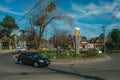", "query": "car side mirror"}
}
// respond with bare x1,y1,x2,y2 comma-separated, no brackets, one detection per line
15,55,18,58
